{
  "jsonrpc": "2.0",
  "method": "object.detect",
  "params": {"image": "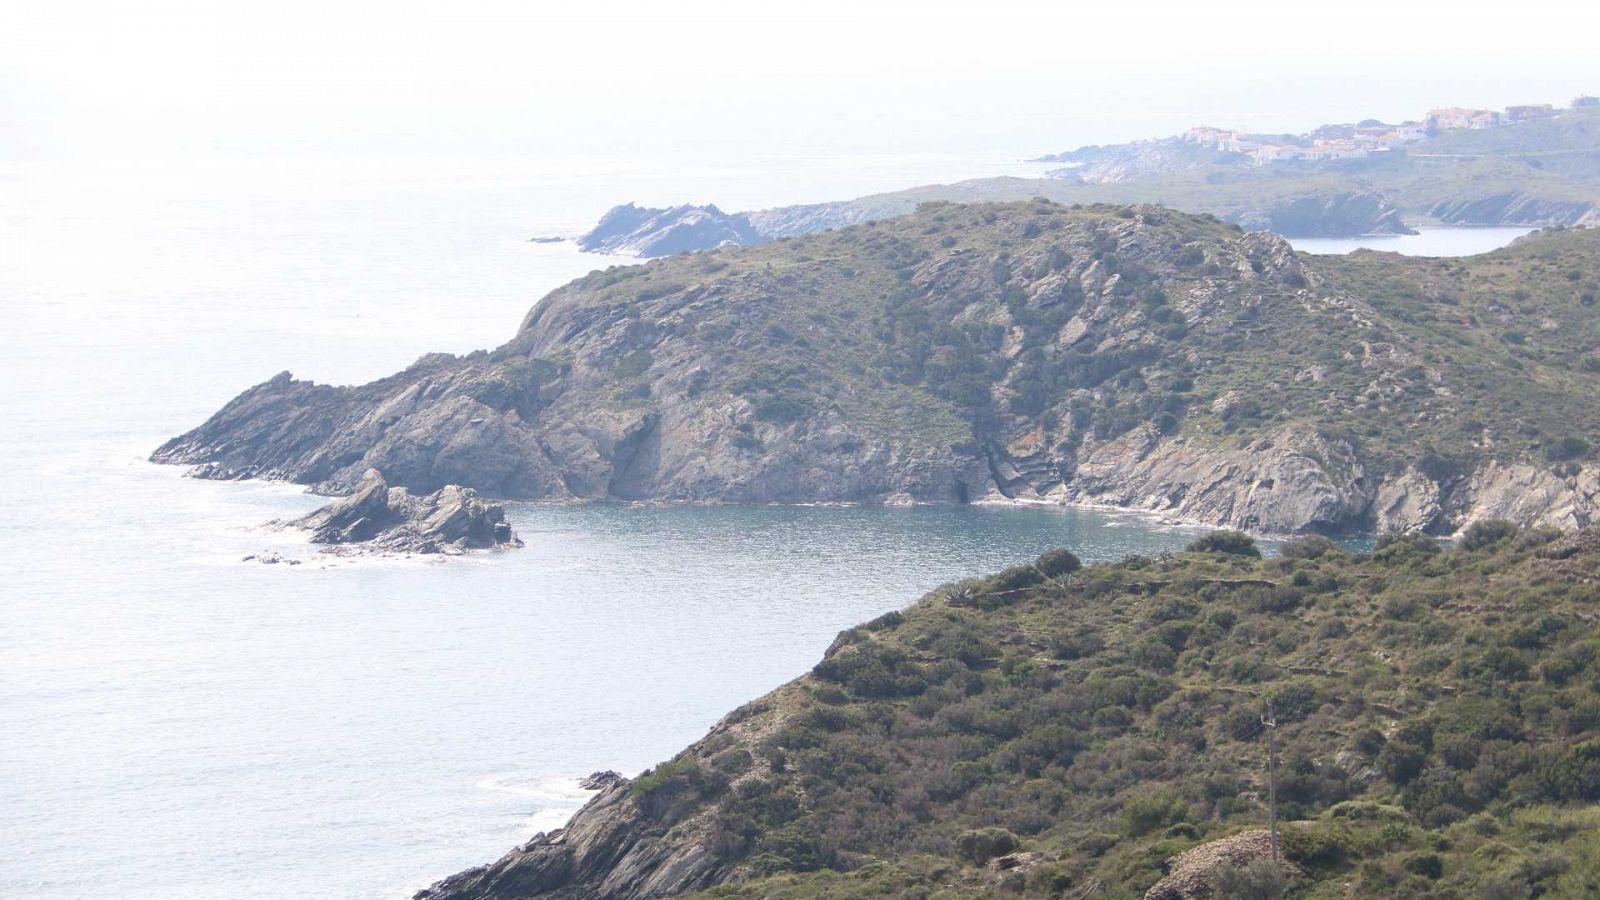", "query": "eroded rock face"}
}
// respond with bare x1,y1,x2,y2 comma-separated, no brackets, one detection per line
1428,192,1598,228
290,469,522,554
414,781,725,900
1049,427,1373,535
1247,190,1415,237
